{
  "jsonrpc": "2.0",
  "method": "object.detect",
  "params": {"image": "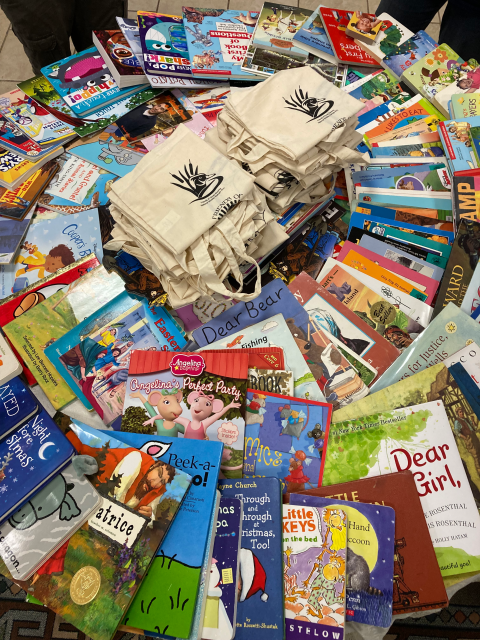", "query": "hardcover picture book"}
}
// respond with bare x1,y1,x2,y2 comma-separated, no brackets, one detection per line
244,390,332,491
218,477,284,640
289,494,395,628
92,29,147,87
292,4,335,62
251,3,308,61
282,503,346,638
0,375,38,439
0,461,101,580
202,496,242,640
112,431,223,639
383,30,438,79
0,407,75,521
290,472,449,616
319,7,379,66
41,47,143,117
323,400,480,578
14,420,193,640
